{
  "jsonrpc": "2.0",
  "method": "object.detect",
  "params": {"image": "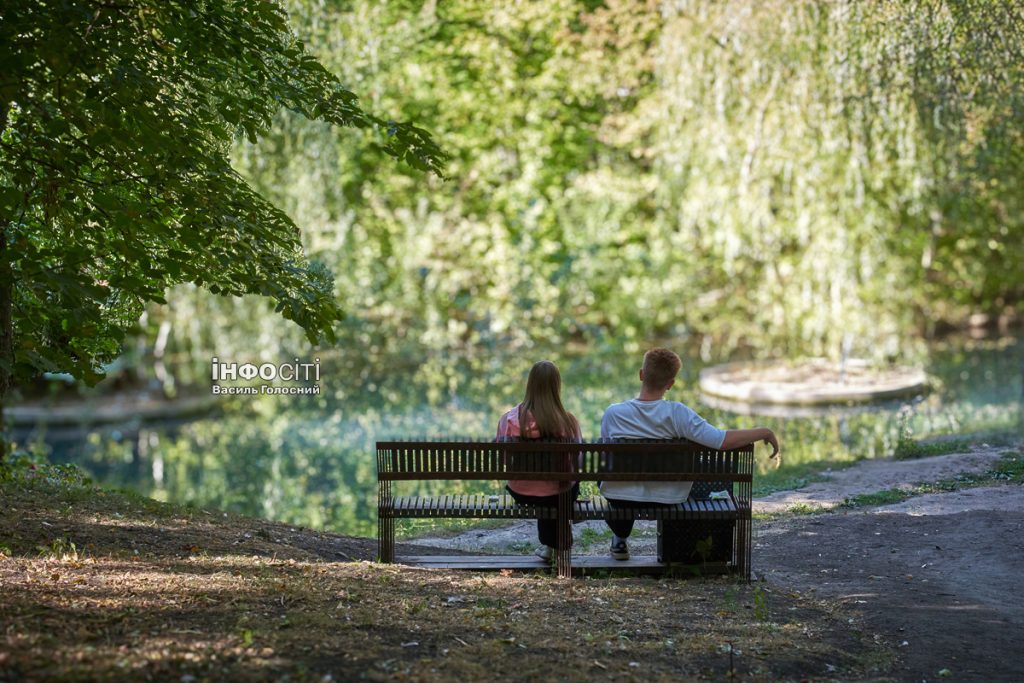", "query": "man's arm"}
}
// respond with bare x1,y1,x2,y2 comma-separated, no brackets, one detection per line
721,428,780,457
